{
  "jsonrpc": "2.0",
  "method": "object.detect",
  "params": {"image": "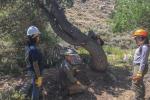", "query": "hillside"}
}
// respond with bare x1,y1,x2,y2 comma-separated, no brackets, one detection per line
65,0,132,48
66,0,115,33
0,0,150,100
